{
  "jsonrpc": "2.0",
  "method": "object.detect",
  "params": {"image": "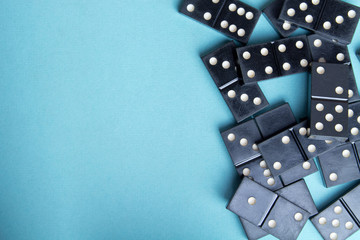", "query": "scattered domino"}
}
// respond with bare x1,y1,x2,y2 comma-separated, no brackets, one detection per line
237,35,312,83
221,103,296,168
258,126,318,185
239,179,317,239
310,62,349,142
180,0,261,44
279,0,360,44
227,177,310,240
202,42,269,122
259,130,306,178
